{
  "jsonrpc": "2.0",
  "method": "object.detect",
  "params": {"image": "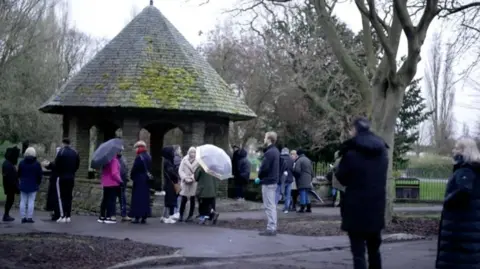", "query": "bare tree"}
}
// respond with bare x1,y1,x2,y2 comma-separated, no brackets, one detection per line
209,0,480,221
424,31,456,155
